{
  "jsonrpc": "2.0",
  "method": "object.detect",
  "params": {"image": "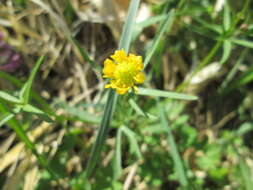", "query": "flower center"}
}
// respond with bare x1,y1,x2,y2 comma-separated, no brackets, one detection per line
114,61,137,86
